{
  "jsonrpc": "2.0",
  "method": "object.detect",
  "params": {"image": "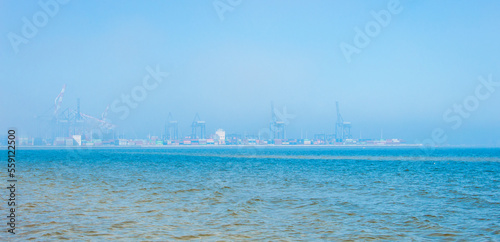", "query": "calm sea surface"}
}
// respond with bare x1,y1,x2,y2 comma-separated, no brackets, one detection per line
2,147,500,240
